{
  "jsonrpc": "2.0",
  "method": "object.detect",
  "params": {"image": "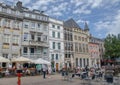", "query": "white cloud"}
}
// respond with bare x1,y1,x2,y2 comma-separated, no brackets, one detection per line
72,1,92,14
90,0,102,8
70,0,83,7
77,19,89,24
19,0,31,5
94,10,120,37
46,2,68,17
73,8,91,14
